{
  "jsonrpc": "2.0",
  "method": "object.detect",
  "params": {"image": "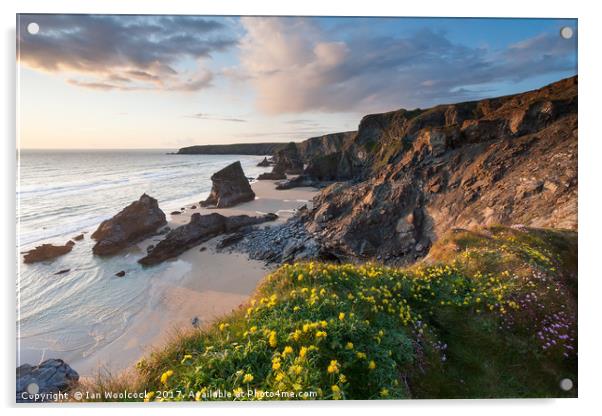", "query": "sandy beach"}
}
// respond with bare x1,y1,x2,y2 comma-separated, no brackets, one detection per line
71,179,318,377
